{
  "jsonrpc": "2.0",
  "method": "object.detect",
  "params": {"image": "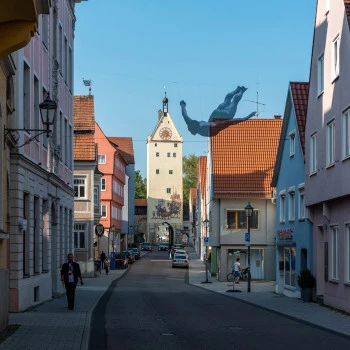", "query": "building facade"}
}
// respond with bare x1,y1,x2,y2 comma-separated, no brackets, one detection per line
146,96,183,246
271,82,313,298
305,0,350,312
4,0,80,312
